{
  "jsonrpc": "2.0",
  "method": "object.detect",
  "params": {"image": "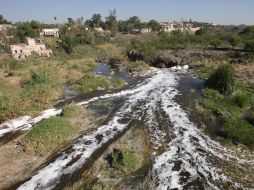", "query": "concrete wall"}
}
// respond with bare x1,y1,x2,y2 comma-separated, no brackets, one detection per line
10,38,52,60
